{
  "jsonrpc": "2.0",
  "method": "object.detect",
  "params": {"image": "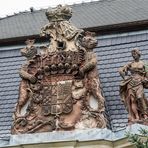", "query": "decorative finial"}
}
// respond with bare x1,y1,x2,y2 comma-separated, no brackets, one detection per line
45,5,72,22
